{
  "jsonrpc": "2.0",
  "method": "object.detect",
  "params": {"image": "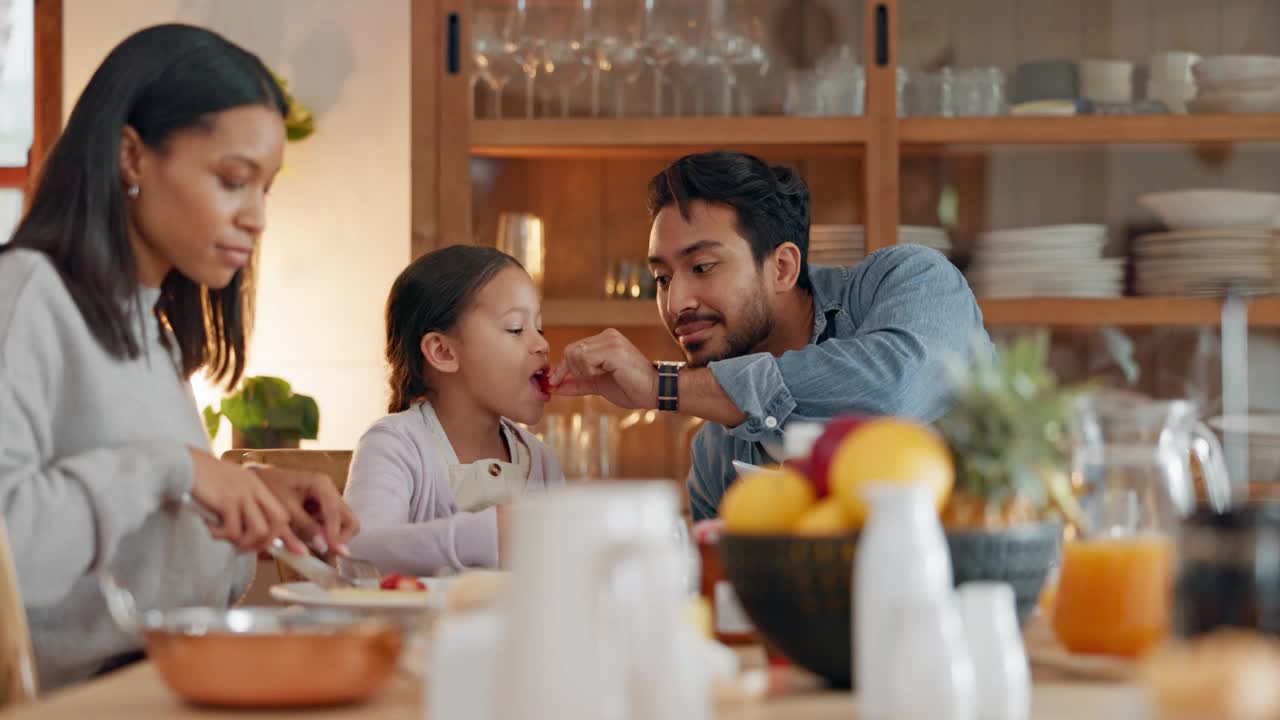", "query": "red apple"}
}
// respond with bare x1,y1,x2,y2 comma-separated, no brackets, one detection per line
806,414,873,497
